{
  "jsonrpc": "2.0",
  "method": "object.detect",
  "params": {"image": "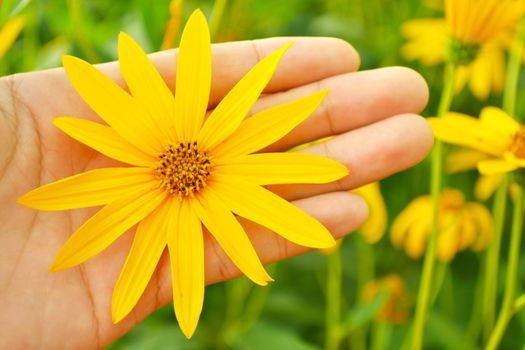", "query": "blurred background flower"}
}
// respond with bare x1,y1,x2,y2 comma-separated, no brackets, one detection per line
391,188,492,262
